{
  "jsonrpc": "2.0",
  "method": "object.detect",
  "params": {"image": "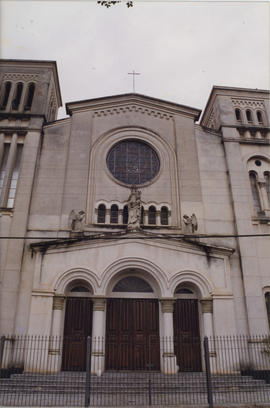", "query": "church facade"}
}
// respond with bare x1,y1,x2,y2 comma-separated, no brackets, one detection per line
0,59,270,374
